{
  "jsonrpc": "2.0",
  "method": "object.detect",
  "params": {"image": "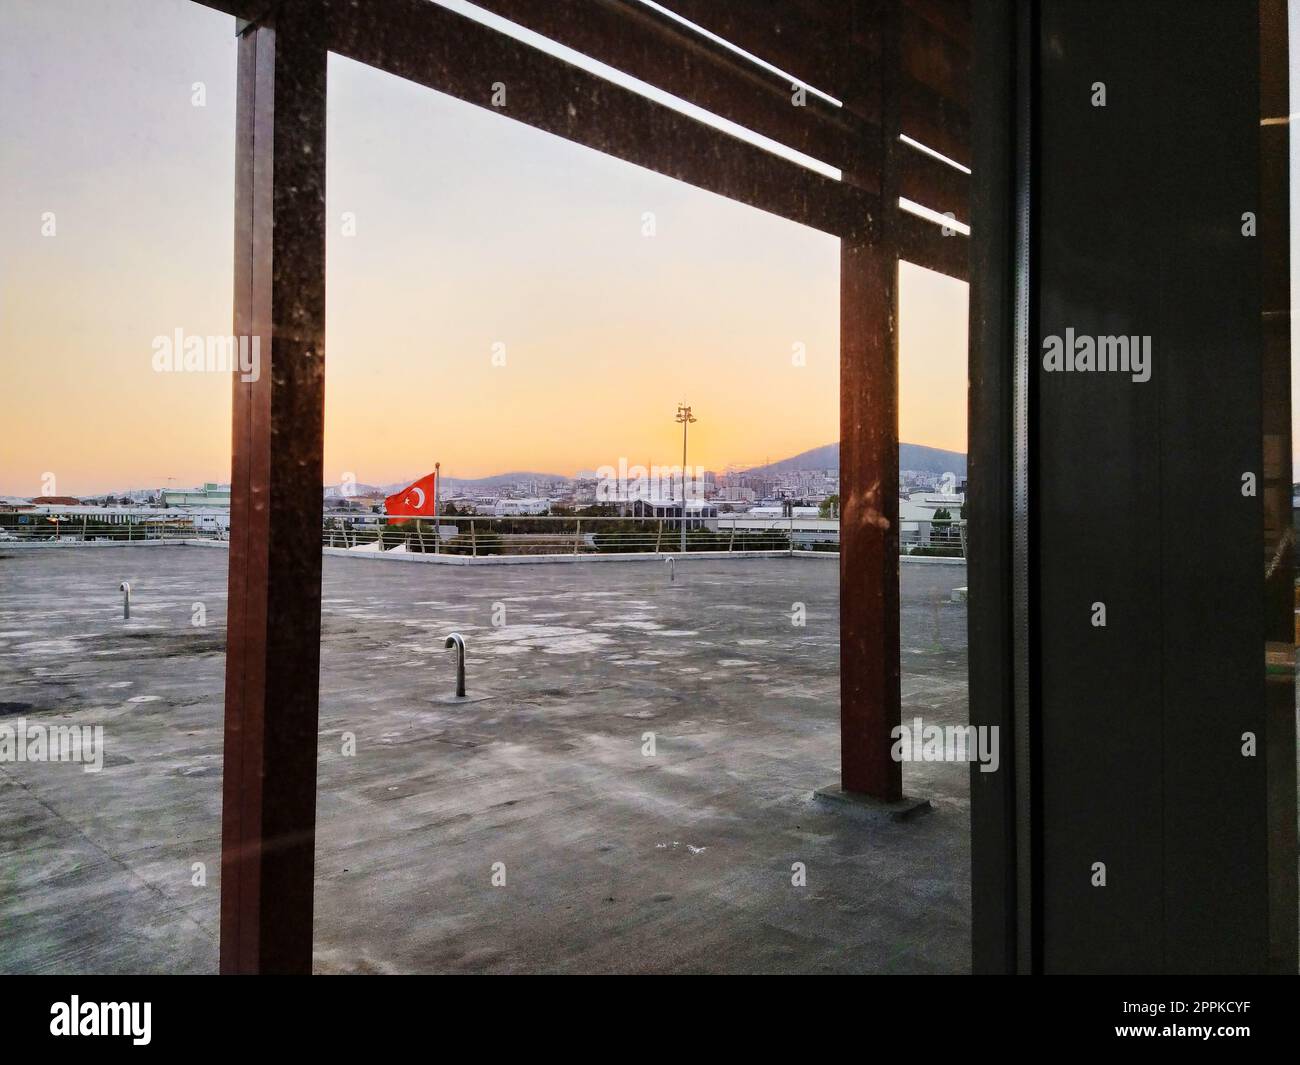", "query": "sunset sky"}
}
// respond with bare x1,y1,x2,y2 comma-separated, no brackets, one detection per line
14,2,1291,497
